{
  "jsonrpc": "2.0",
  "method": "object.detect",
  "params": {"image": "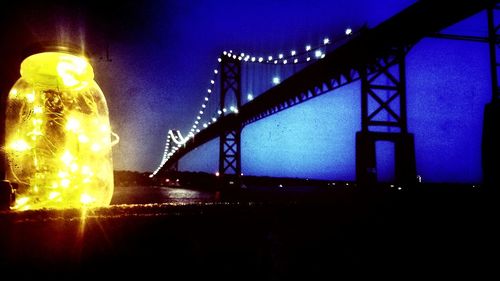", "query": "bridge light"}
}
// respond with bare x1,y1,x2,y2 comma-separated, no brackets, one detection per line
214,69,218,74
230,106,236,112
203,123,208,128
268,56,273,61
294,58,298,64
283,59,287,64
210,80,215,84
323,37,330,45
193,125,197,128
196,129,200,132
345,27,352,35
258,57,264,62
205,97,209,101
218,110,222,115
240,53,245,57
305,45,311,51
194,121,199,124
223,51,227,55
232,55,237,59
212,117,217,122
207,89,212,93
197,116,201,120
315,50,322,58
272,77,280,85
278,53,283,59
307,57,311,61
321,53,326,59
238,56,242,61
218,58,222,62
222,108,227,113
291,50,296,56
251,57,256,62
274,60,278,64
247,93,253,101
215,172,220,177
202,104,206,108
